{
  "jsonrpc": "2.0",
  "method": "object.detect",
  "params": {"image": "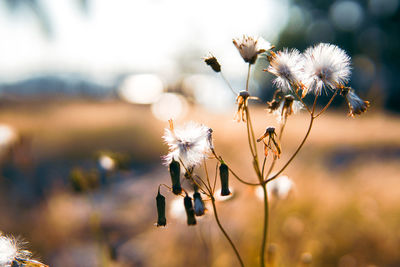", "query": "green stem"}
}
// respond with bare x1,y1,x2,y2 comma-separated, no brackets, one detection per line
211,197,245,267
260,183,269,267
